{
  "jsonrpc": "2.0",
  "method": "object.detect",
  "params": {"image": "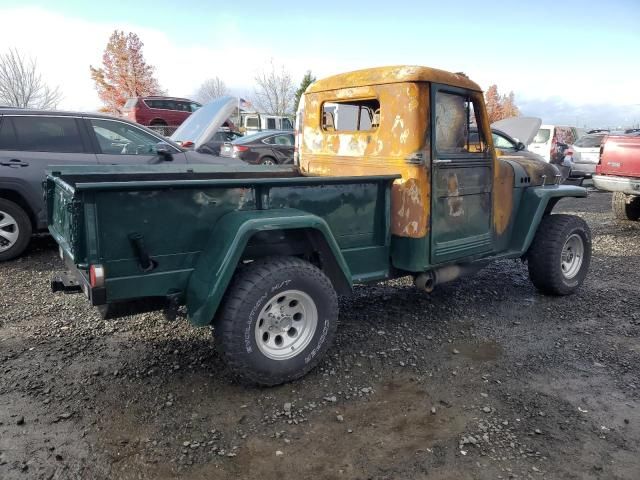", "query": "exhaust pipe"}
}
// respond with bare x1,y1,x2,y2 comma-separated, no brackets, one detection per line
414,264,484,293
